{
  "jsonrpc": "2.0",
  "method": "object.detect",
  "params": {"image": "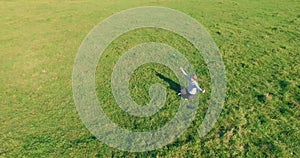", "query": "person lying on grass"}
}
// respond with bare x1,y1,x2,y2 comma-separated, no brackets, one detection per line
178,67,205,100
